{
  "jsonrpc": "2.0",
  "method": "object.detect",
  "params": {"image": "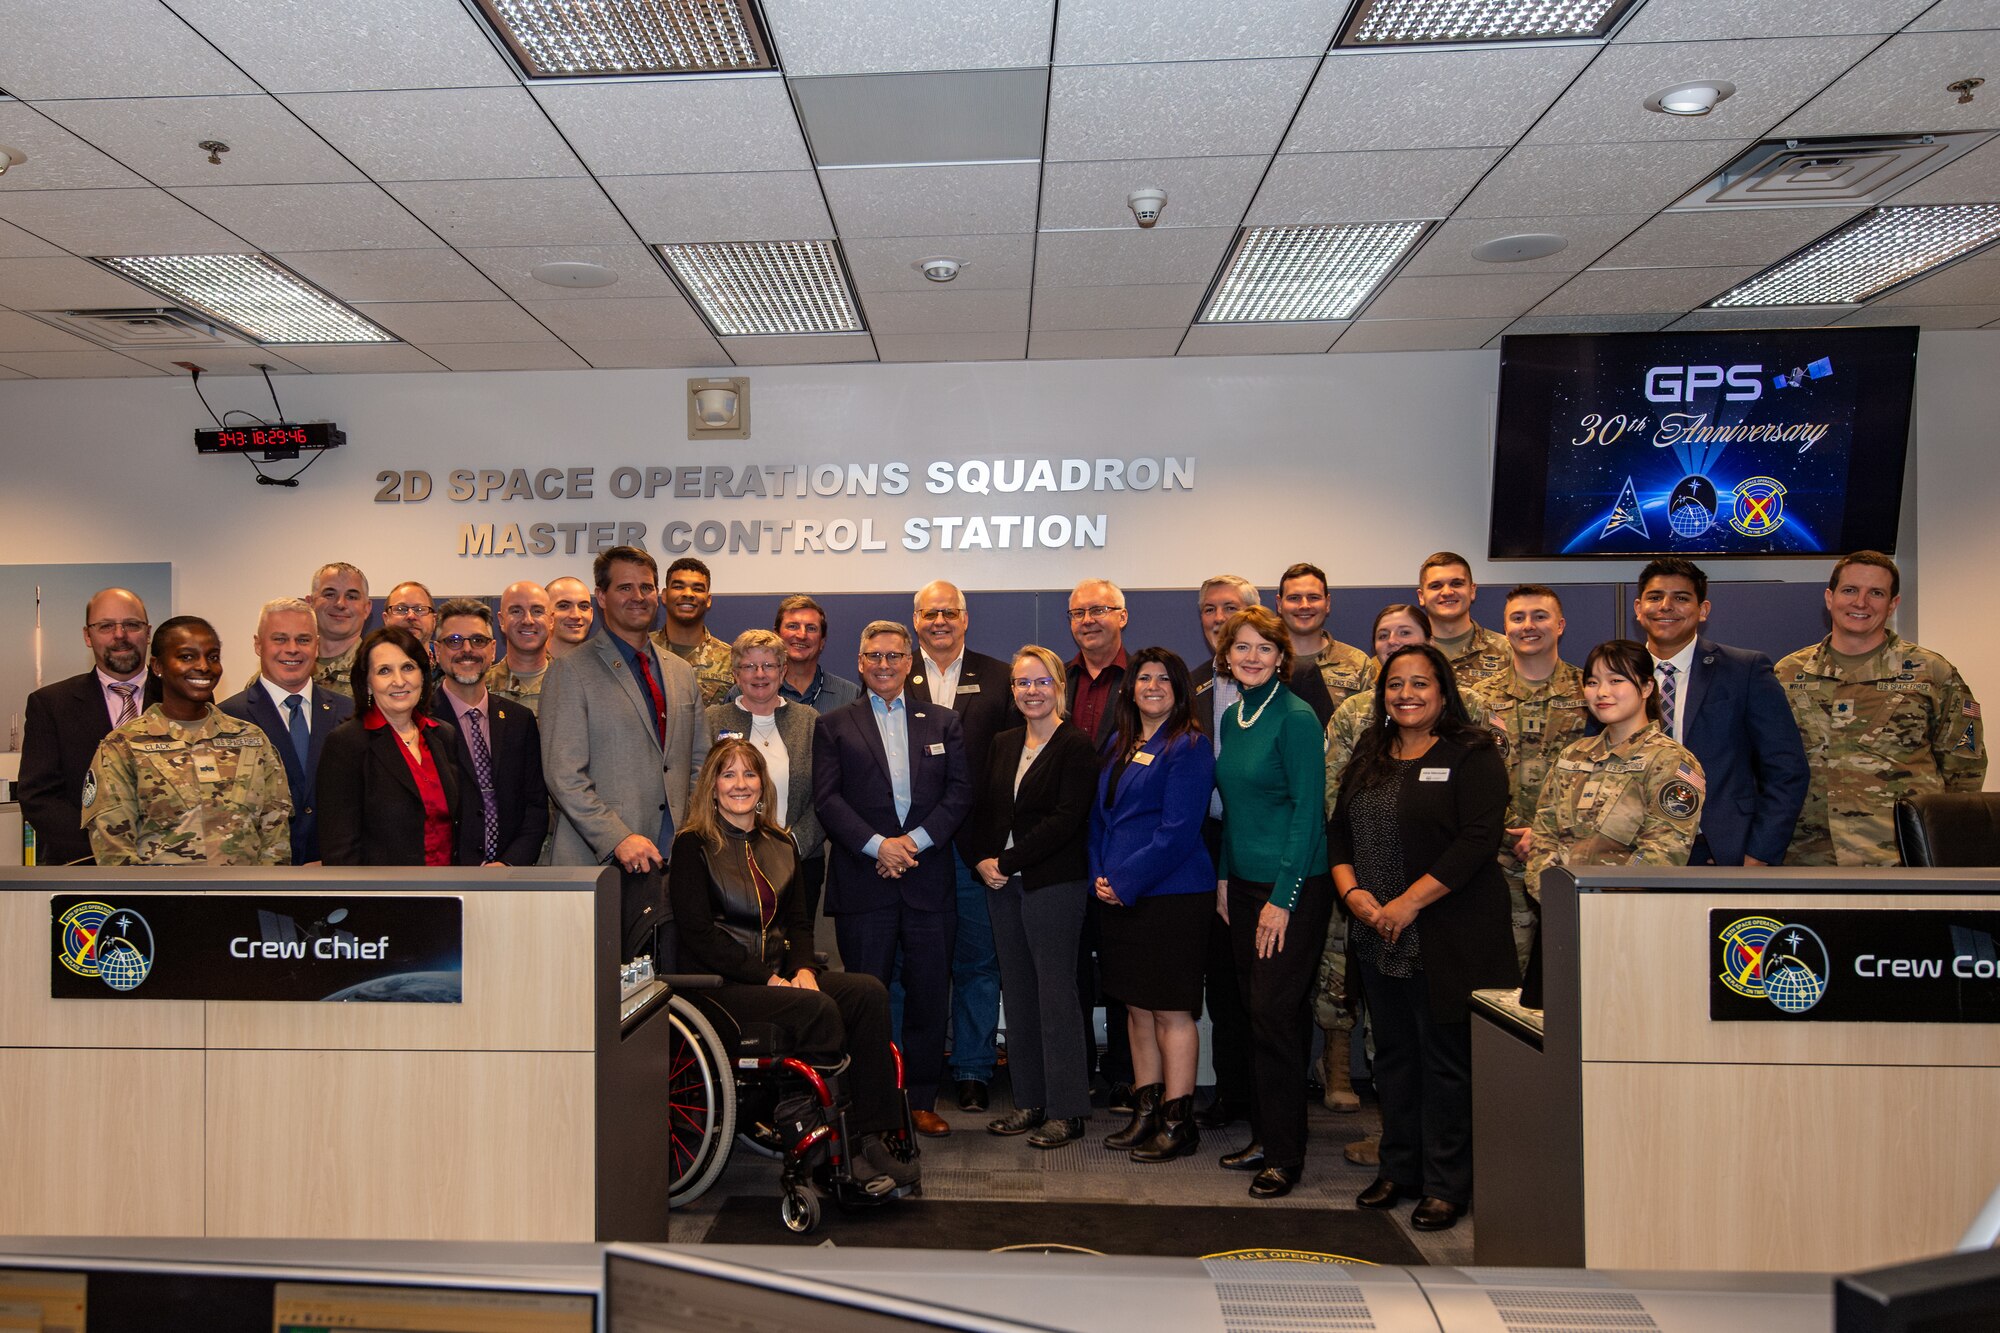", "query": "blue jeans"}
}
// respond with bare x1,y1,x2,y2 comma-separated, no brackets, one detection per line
949,847,1001,1082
